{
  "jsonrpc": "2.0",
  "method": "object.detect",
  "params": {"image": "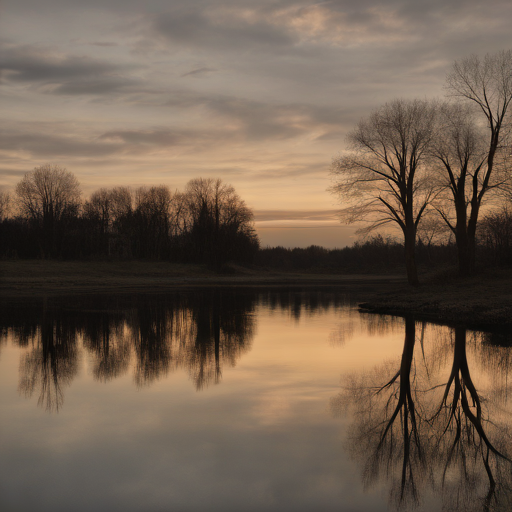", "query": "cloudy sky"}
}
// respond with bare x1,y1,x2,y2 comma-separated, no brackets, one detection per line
1,0,512,247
